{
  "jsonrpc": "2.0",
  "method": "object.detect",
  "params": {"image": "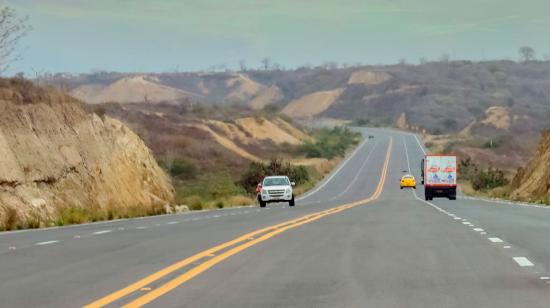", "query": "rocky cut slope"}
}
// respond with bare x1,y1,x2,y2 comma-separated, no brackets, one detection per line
0,79,174,229
512,128,550,202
